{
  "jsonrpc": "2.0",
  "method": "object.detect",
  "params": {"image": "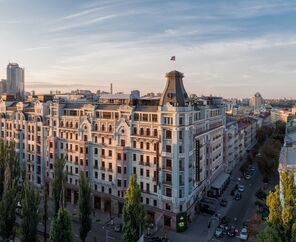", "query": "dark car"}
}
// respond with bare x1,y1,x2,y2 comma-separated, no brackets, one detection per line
234,192,242,200
220,199,228,207
227,226,236,237
263,177,269,184
114,223,122,232
261,209,269,220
